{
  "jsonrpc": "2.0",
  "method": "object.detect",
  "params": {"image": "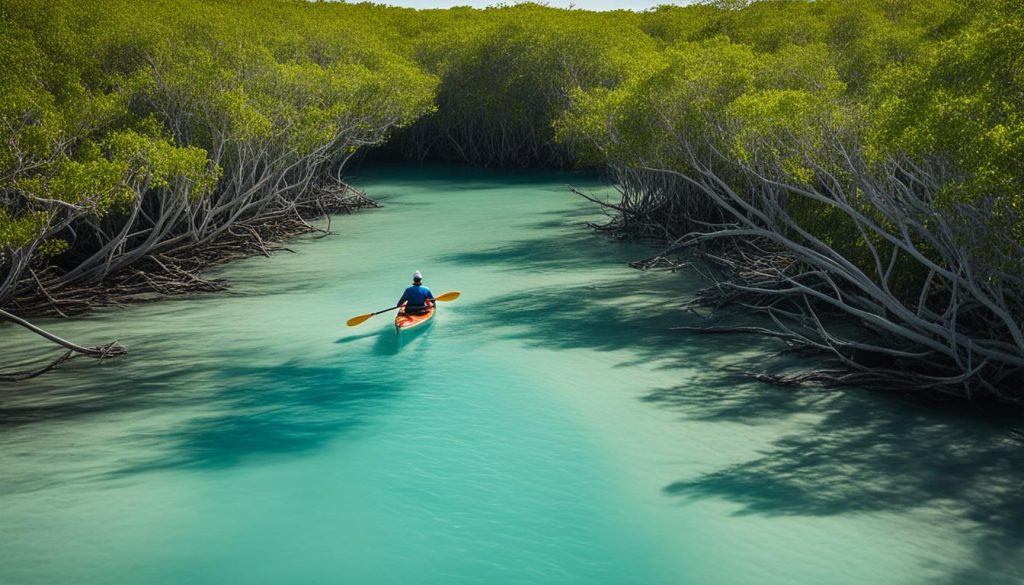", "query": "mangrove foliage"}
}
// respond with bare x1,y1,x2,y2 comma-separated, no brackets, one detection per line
2,0,1022,403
